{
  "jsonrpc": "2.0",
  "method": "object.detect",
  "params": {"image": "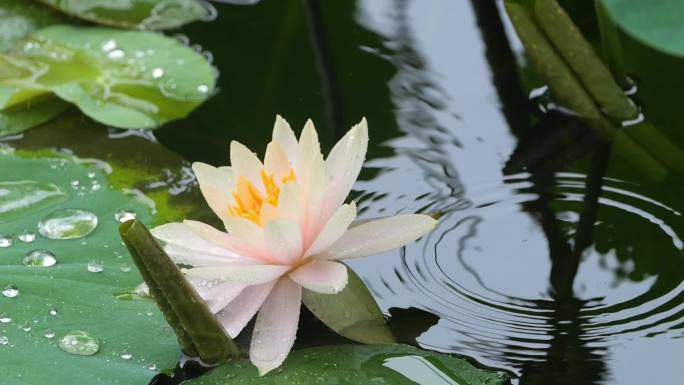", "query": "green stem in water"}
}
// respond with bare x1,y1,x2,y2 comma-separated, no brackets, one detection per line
119,219,240,365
